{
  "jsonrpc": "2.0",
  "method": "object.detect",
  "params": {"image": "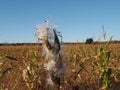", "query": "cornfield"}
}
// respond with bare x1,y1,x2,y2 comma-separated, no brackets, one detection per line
0,42,120,90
